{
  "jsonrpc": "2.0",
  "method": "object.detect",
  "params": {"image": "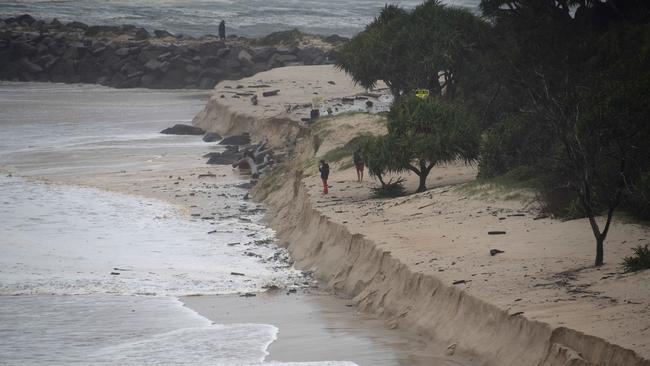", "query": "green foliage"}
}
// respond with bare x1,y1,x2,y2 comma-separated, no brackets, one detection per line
371,178,406,198
336,1,490,97
253,28,305,46
622,245,650,273
388,95,480,167
321,134,372,164
365,95,480,193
